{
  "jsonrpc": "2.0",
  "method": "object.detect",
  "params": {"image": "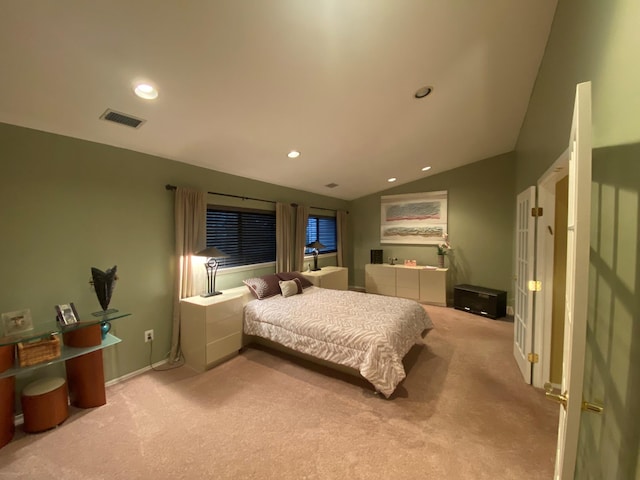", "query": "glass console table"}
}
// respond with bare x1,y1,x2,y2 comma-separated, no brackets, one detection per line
0,309,130,449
